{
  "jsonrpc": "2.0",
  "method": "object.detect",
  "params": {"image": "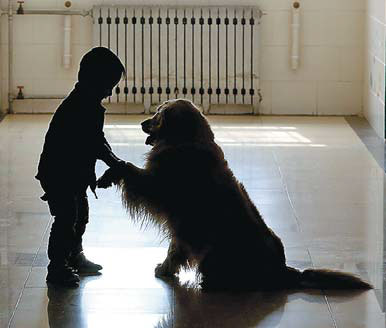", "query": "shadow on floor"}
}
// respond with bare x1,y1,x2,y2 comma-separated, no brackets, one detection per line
46,276,367,328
